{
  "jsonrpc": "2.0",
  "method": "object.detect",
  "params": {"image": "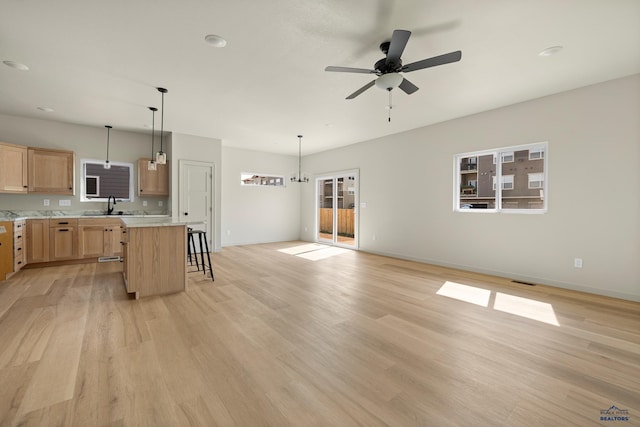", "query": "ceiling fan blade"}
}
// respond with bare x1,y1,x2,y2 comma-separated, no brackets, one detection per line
401,50,462,72
386,29,411,65
399,78,419,95
346,80,375,99
325,66,376,74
